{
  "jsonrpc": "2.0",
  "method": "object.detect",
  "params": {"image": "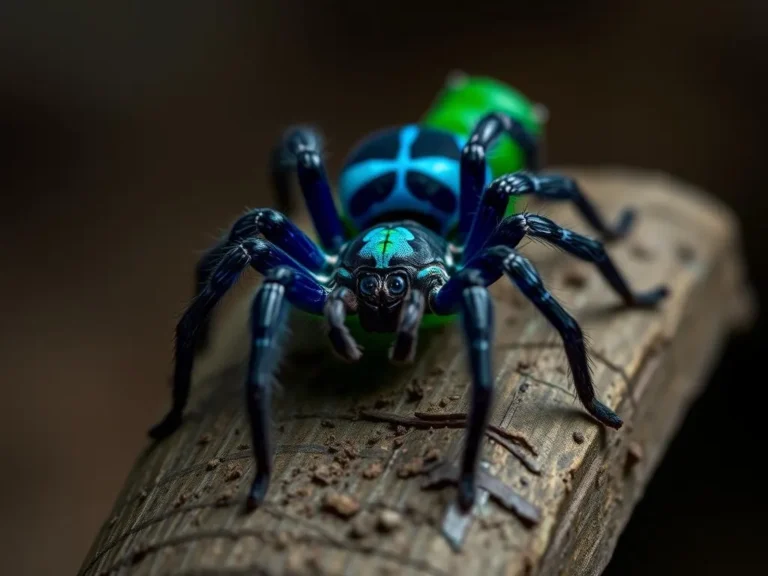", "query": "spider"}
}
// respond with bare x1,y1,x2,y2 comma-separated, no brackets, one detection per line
148,109,669,514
